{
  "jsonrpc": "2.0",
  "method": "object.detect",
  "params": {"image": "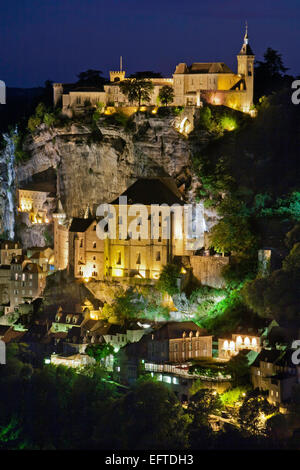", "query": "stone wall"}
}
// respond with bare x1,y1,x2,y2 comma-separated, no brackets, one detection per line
190,255,229,288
